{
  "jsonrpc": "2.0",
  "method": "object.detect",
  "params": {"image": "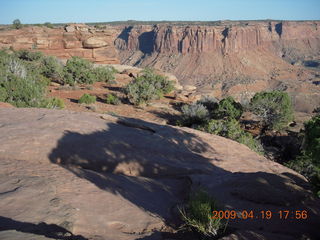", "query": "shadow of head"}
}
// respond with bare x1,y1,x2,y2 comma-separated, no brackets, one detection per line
48,117,225,224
